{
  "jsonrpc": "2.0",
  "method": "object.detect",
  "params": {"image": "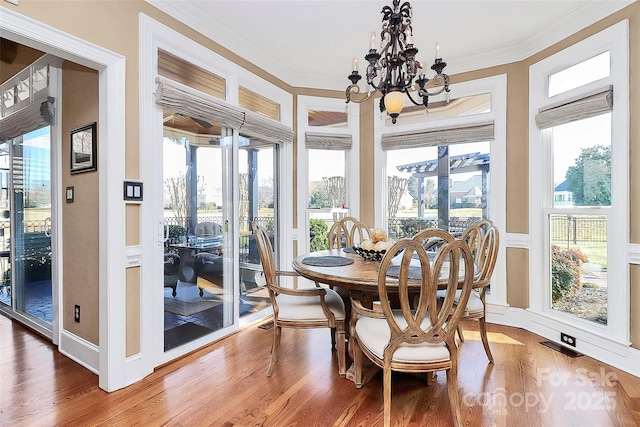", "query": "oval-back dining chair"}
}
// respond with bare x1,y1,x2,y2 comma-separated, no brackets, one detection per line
327,216,371,250
251,221,347,377
455,219,500,363
350,238,474,427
